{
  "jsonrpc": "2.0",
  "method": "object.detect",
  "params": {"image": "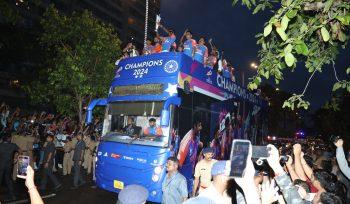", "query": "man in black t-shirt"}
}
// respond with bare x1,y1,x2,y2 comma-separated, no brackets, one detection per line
0,134,20,200
39,134,61,191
